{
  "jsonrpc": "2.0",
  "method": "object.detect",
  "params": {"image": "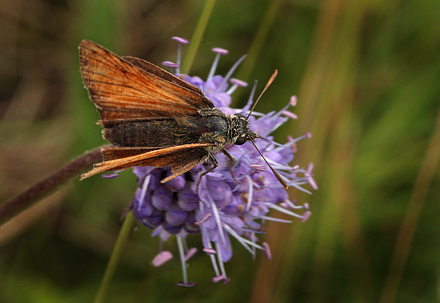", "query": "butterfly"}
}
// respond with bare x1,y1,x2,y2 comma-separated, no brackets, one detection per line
79,40,286,188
